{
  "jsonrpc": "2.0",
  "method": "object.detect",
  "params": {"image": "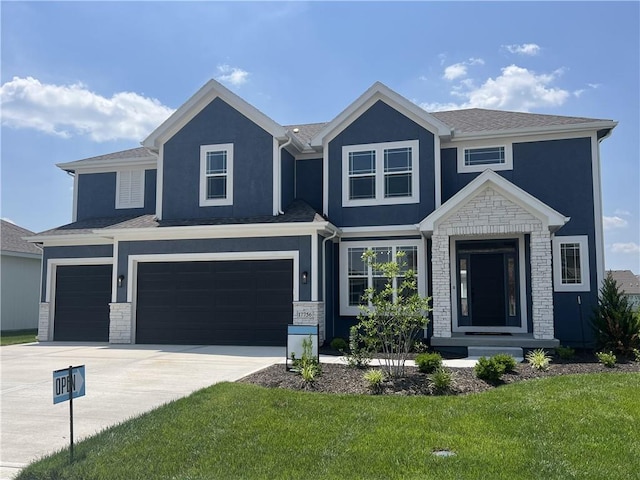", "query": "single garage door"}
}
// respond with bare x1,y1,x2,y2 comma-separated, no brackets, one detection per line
53,264,112,341
135,259,293,345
